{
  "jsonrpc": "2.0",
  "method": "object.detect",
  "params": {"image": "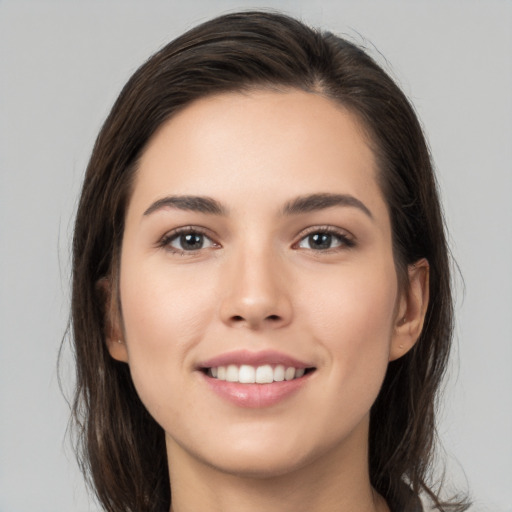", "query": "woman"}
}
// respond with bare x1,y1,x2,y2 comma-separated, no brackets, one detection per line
70,11,470,512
